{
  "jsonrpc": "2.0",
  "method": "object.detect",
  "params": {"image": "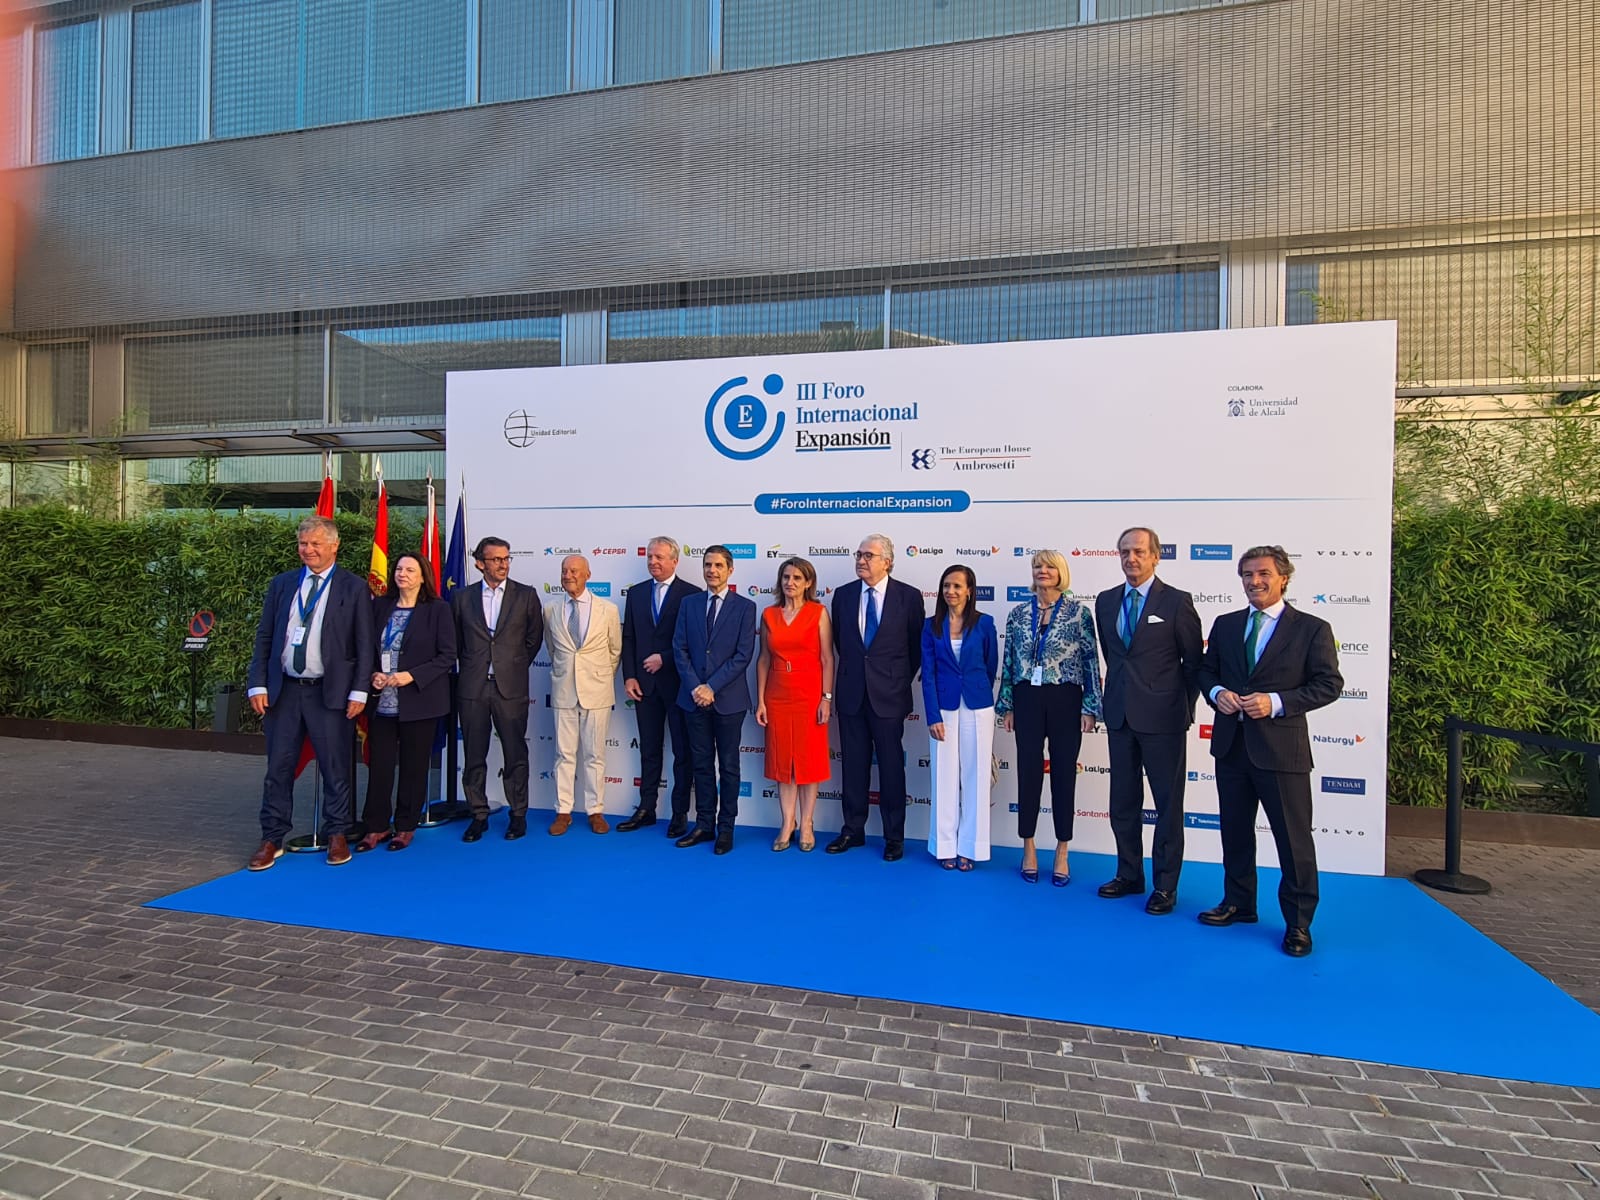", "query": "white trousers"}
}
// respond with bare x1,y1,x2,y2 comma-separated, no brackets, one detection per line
927,703,993,861
554,705,611,815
